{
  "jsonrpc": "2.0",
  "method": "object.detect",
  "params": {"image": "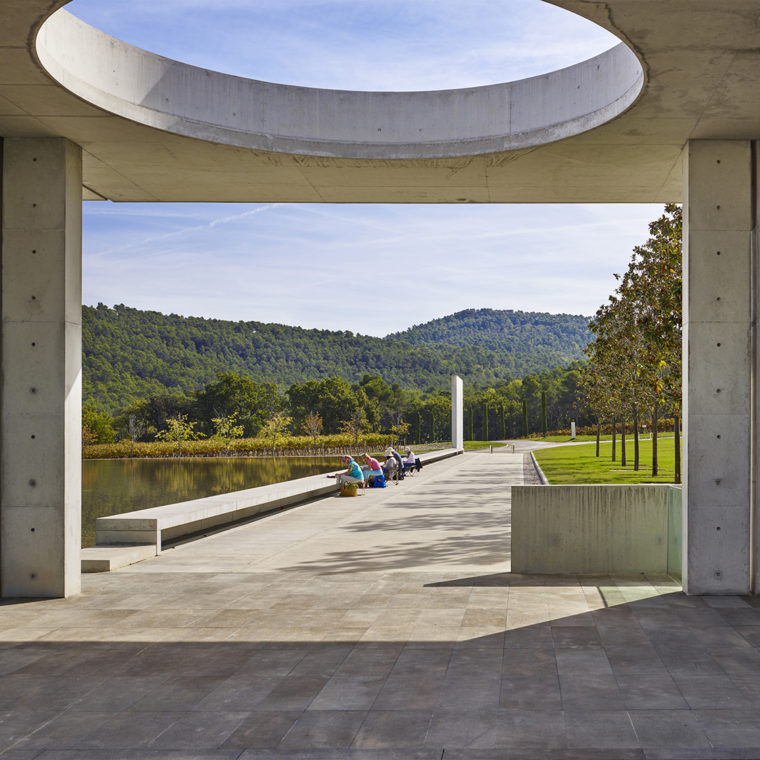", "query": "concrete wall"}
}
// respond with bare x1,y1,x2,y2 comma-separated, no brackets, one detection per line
512,484,681,576
1,137,82,598
683,140,756,594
